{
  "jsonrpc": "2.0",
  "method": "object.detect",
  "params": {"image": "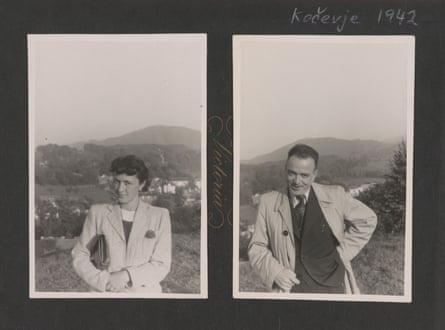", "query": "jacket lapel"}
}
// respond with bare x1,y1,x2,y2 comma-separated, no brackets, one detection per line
106,205,125,242
311,183,343,244
302,187,318,235
276,191,295,246
126,200,149,261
